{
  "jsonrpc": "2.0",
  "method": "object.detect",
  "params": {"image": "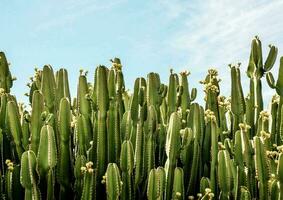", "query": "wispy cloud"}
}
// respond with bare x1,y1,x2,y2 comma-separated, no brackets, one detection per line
161,0,283,104
35,0,126,32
